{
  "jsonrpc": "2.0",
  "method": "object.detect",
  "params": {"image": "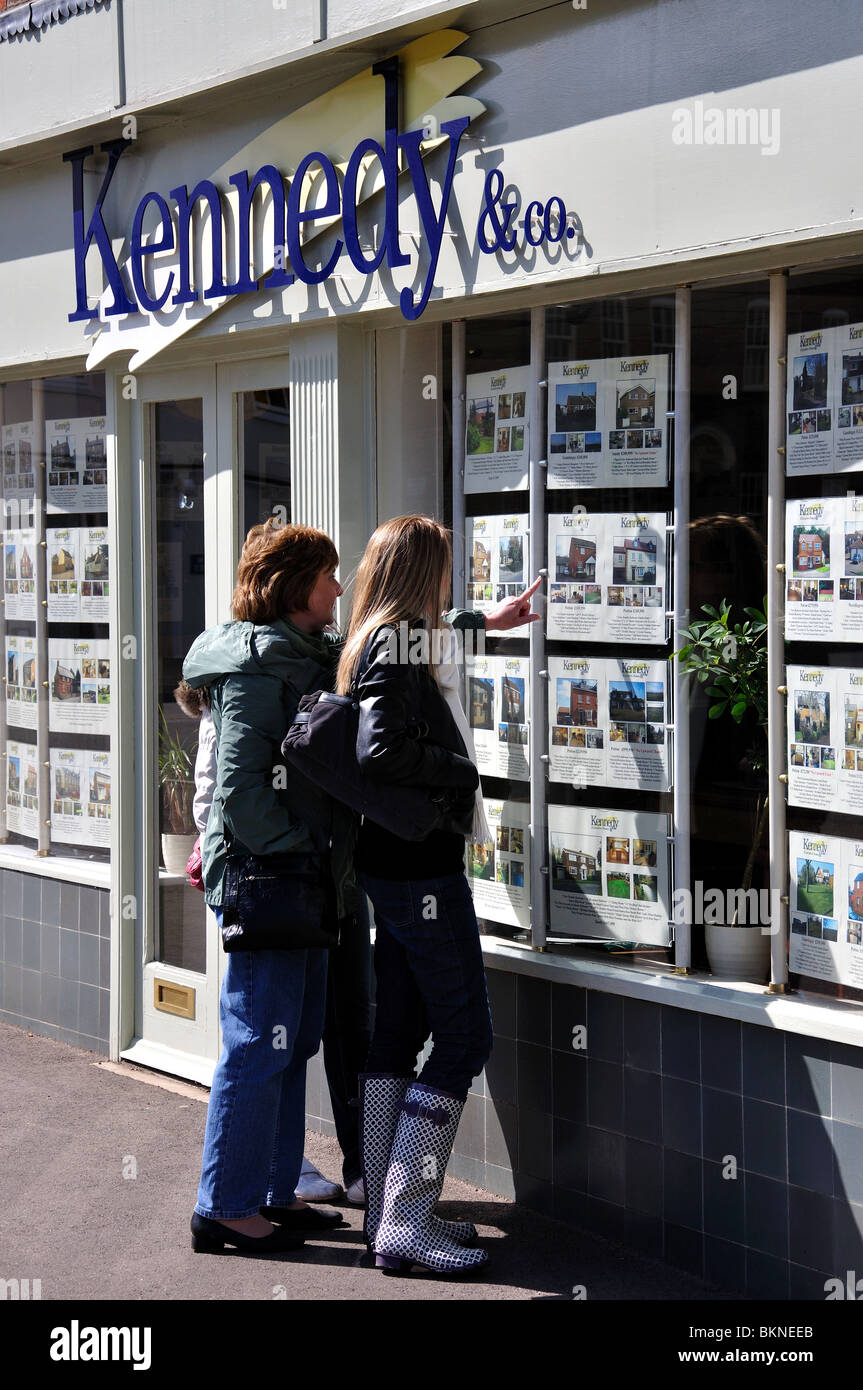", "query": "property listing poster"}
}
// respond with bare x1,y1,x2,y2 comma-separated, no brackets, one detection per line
47,526,110,623
547,355,670,489
786,664,863,815
1,420,37,506
48,639,111,735
47,526,78,621
50,747,111,849
46,416,108,513
786,323,863,476
3,528,36,620
6,738,39,839
467,798,530,931
547,511,667,644
464,367,530,492
465,513,530,634
789,830,863,988
6,634,37,731
547,804,671,943
466,653,529,782
785,496,863,642
548,656,671,792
